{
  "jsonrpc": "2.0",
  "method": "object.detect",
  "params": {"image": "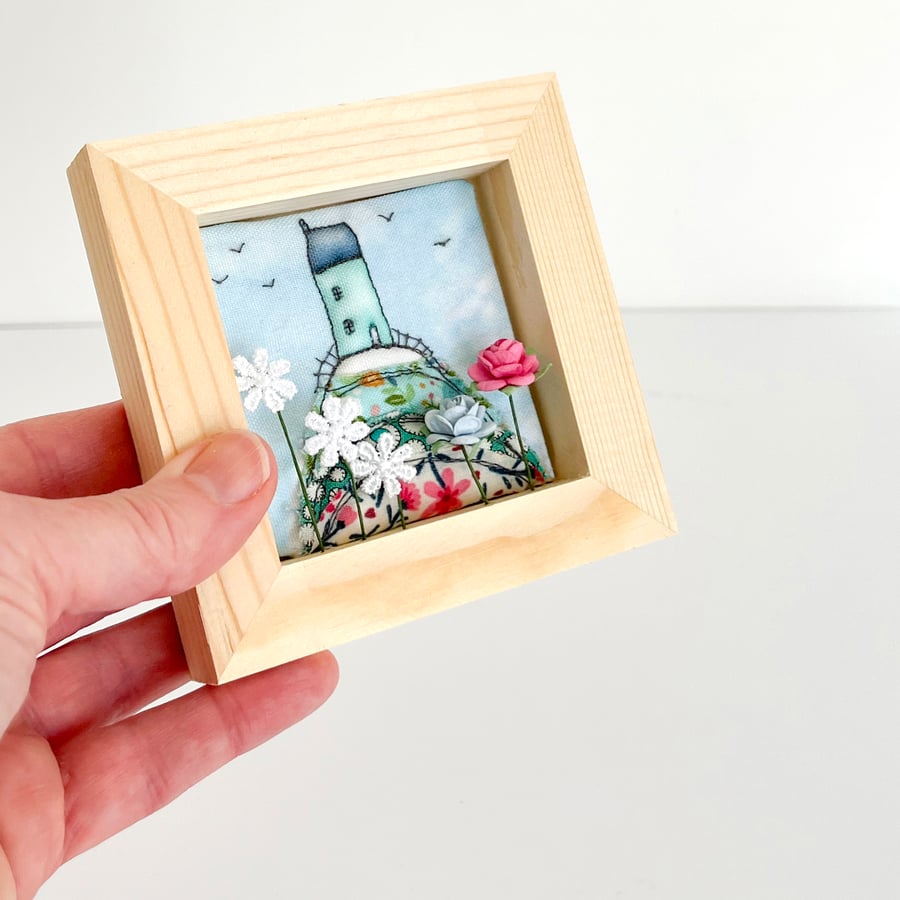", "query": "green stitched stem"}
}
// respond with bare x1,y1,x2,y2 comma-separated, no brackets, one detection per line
344,463,368,540
508,392,536,491
398,497,408,530
462,445,489,504
277,411,324,553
